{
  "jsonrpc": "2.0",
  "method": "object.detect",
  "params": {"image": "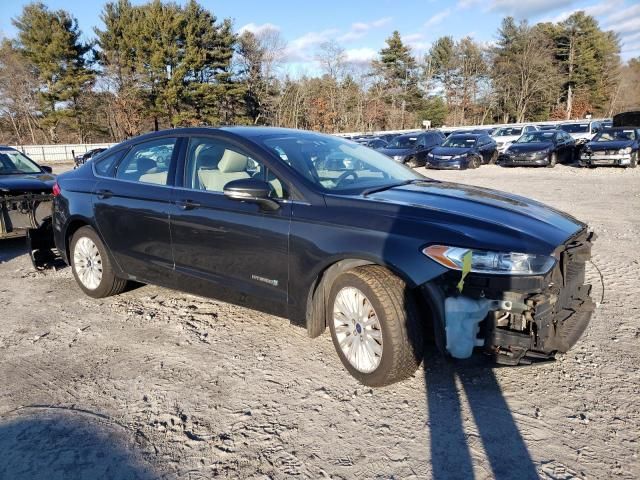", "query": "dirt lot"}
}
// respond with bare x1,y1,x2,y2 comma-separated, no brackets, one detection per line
1,163,639,479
